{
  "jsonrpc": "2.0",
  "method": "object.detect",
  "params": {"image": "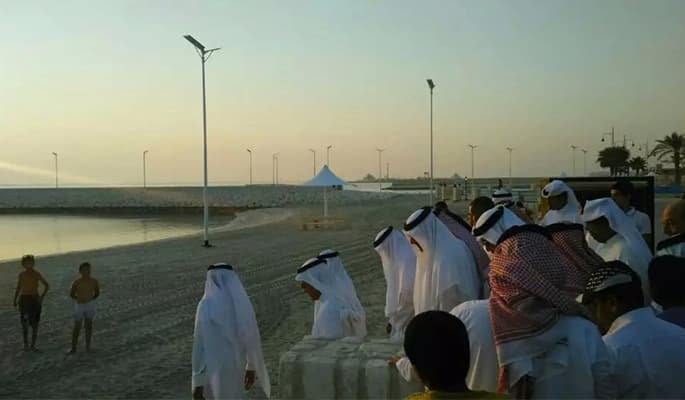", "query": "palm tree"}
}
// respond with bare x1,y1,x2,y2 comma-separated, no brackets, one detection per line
597,146,630,176
628,156,647,175
651,132,685,184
